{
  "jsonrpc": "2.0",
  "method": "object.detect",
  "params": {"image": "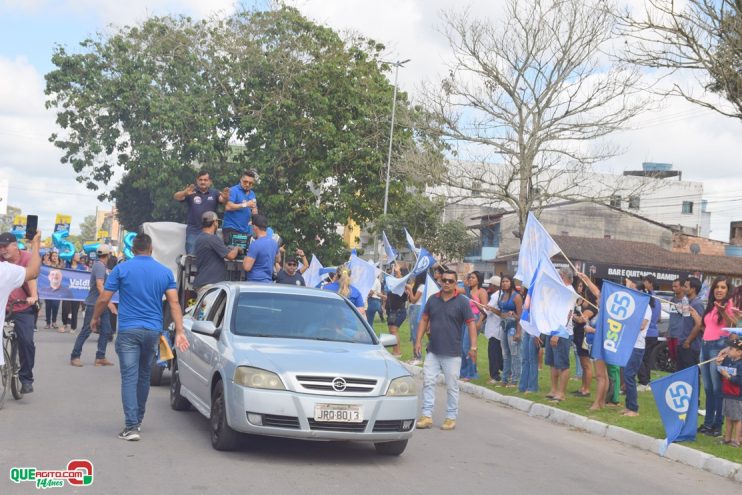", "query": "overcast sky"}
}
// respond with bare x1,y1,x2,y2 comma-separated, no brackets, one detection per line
1,0,740,241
